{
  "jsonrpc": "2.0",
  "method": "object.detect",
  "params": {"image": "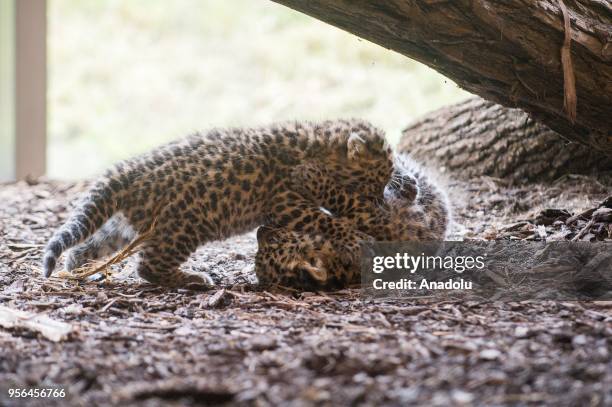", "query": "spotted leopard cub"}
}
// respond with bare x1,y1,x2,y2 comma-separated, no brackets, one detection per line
42,119,393,288
255,154,450,289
